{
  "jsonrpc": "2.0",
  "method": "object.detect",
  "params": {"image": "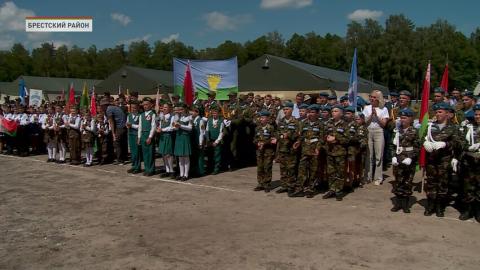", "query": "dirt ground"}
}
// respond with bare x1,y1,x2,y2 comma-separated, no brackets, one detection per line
1,154,479,270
